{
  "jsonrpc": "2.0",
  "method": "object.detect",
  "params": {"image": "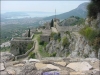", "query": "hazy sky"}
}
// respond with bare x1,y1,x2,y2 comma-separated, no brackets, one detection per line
1,0,90,14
